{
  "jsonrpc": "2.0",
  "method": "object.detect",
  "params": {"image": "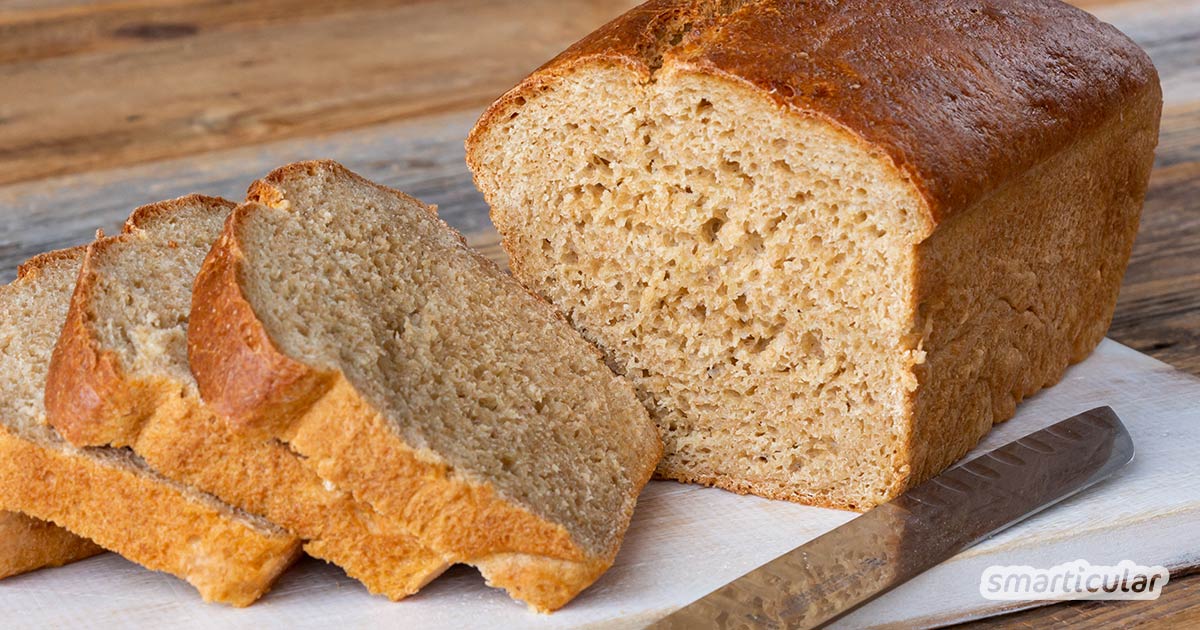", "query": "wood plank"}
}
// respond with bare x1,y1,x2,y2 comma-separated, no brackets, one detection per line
0,0,640,186
0,108,498,278
0,1,427,64
1112,159,1200,374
